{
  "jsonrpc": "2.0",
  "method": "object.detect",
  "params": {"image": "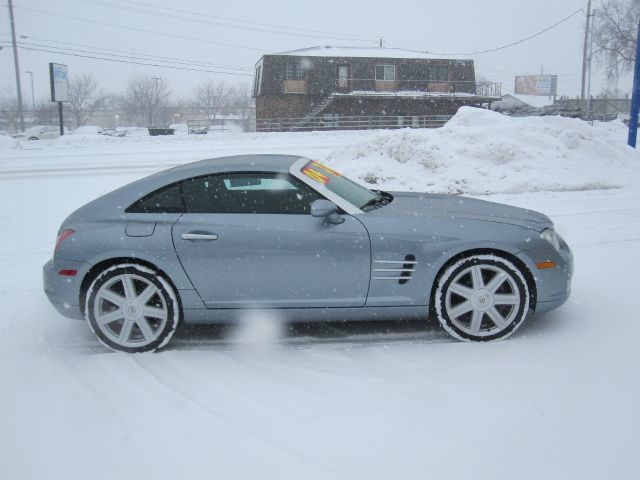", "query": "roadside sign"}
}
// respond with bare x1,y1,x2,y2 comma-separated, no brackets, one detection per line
49,63,69,102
